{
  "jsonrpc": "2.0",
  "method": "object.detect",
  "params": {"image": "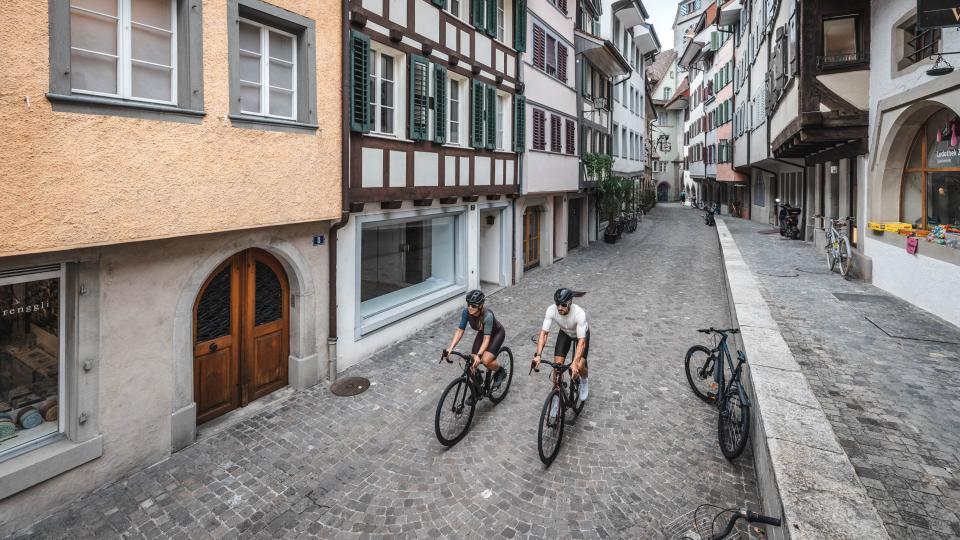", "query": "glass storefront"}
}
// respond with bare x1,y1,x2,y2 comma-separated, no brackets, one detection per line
0,269,62,455
360,215,459,318
901,108,960,229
